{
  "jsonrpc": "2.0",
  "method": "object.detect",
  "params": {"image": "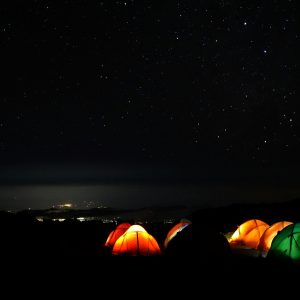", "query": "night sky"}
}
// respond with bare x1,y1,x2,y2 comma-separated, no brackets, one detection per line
1,1,300,209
